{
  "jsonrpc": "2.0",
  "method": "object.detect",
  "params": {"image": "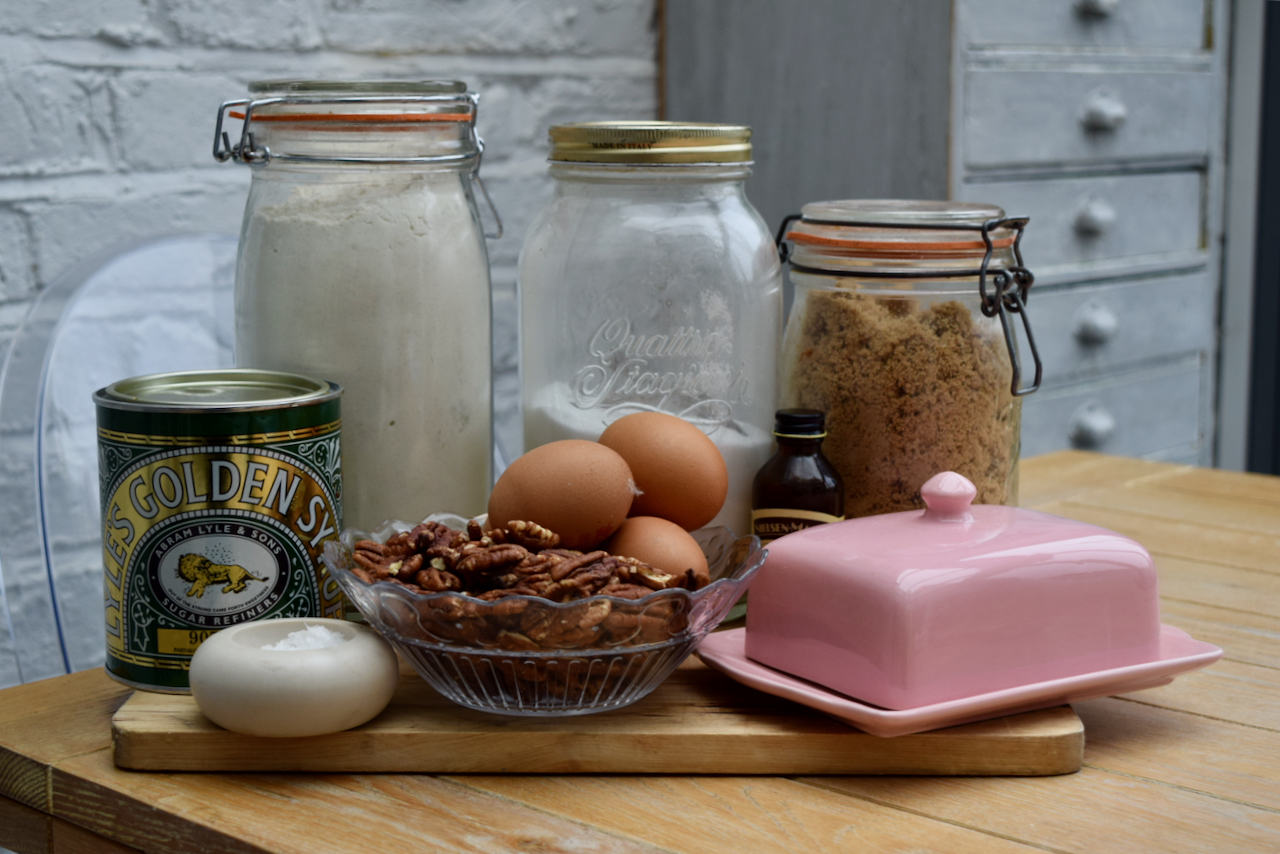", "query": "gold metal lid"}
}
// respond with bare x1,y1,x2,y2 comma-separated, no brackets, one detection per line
548,121,752,164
